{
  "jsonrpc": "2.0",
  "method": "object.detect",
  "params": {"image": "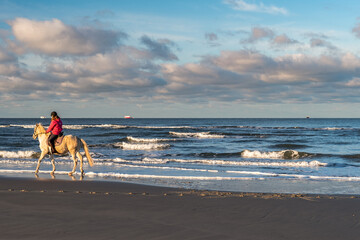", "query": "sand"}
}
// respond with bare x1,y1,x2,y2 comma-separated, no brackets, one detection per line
1,176,360,239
